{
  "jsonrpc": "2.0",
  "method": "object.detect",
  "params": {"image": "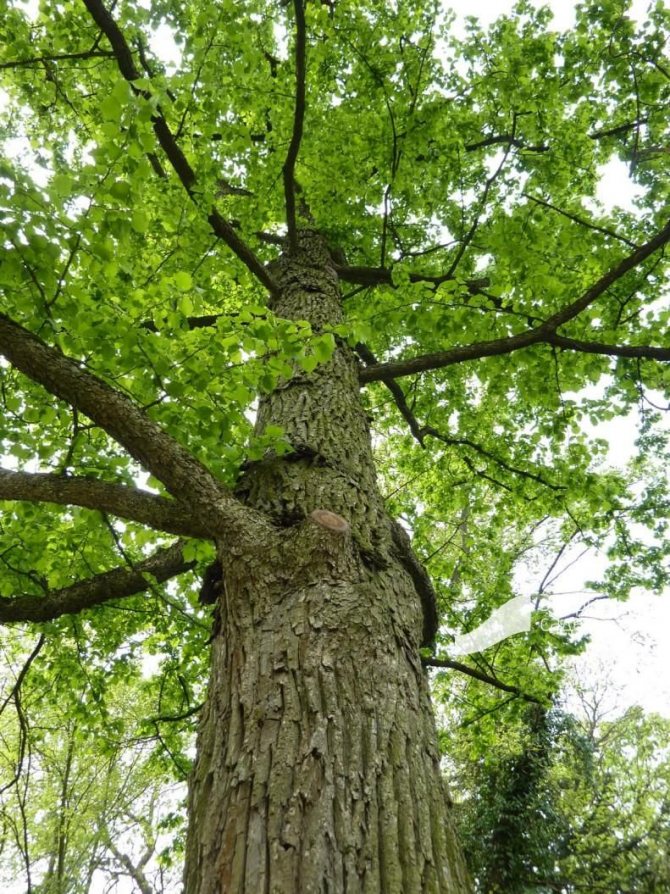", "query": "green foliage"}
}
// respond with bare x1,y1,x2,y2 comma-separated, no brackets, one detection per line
445,691,670,893
1,0,669,888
